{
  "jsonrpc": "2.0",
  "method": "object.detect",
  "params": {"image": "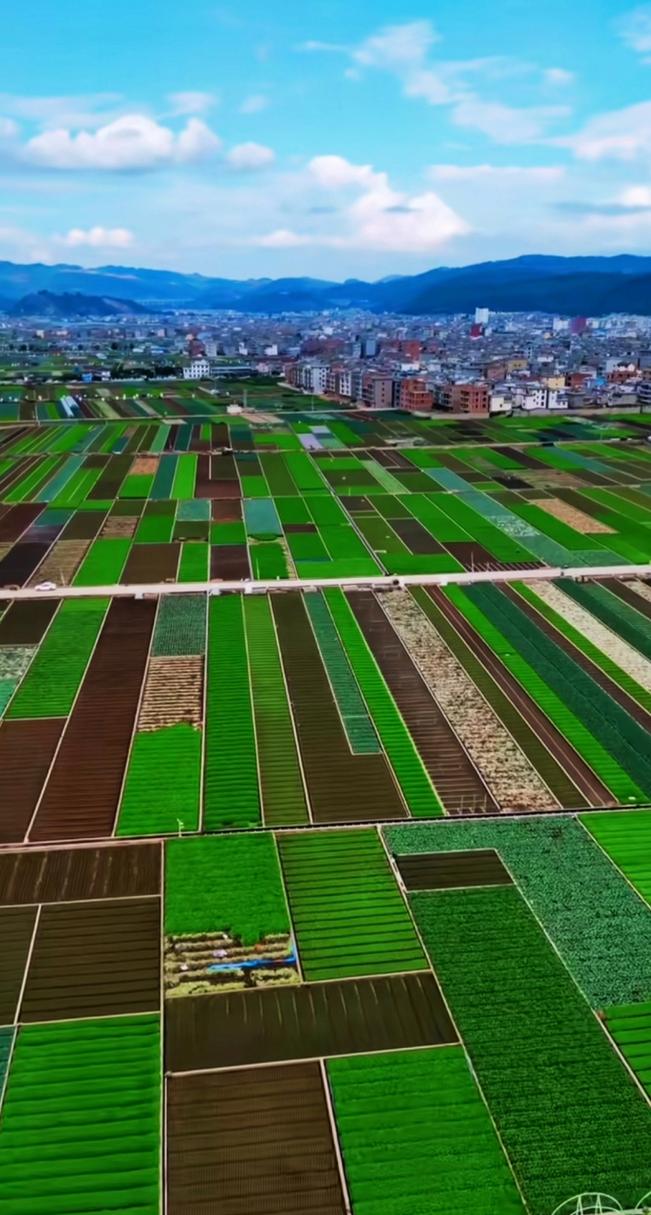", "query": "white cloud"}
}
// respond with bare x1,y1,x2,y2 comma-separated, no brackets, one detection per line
309,155,376,189
253,154,468,253
619,184,651,206
300,21,573,142
239,94,270,114
227,141,275,170
168,91,217,115
559,101,651,159
296,40,350,54
0,118,19,139
254,228,313,247
57,226,135,248
23,114,222,170
354,21,454,107
429,163,565,182
0,93,123,129
452,98,570,143
176,117,222,162
353,21,439,68
617,5,651,53
544,67,575,86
